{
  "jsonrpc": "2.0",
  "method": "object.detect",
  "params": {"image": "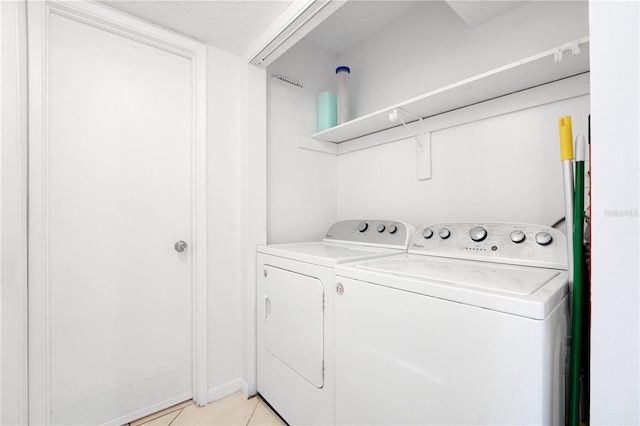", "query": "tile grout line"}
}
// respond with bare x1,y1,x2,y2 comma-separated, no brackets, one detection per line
137,401,191,426
167,407,184,426
245,399,260,426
